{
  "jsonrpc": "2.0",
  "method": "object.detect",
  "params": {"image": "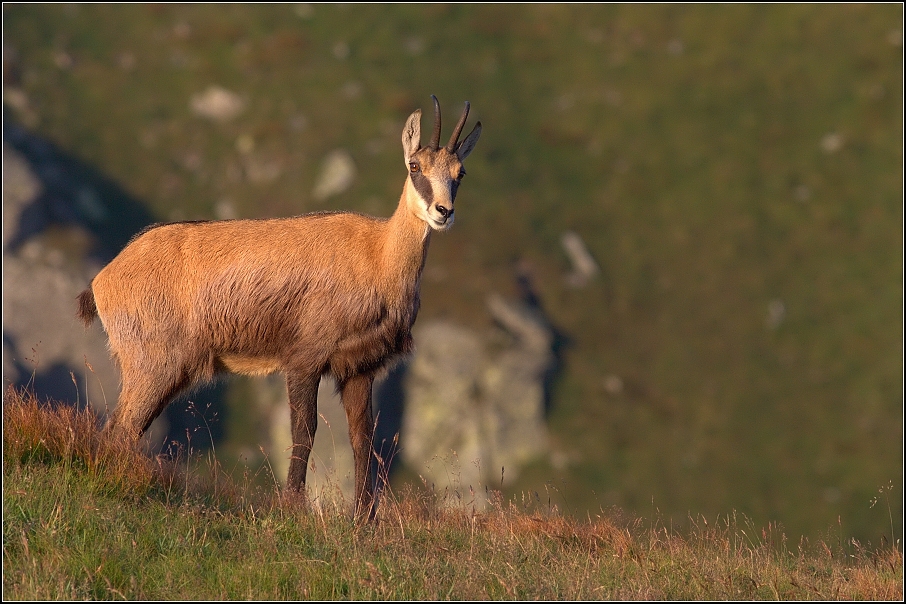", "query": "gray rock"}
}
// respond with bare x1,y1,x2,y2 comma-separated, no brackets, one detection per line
255,374,356,509
312,150,356,201
2,144,119,417
255,295,555,510
402,321,489,499
400,295,554,506
2,143,41,247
